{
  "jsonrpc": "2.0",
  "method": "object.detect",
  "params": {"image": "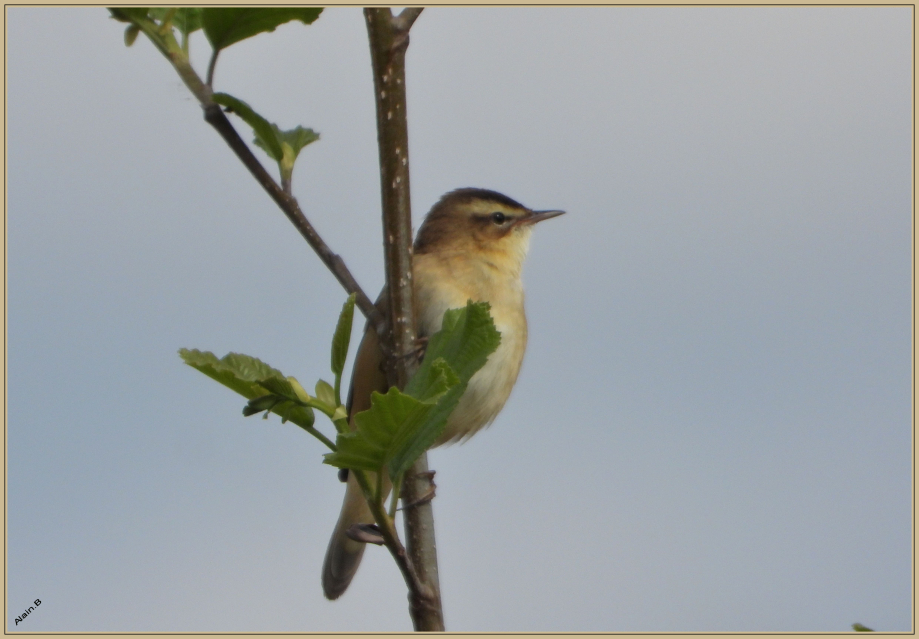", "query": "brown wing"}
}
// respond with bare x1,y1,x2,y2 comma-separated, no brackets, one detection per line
323,302,390,600
345,320,388,421
346,288,391,422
